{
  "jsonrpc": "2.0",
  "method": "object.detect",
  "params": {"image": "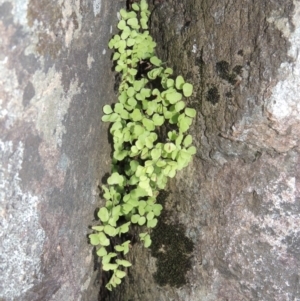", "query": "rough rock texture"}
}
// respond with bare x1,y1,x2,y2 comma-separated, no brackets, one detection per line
108,0,300,300
0,0,121,300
